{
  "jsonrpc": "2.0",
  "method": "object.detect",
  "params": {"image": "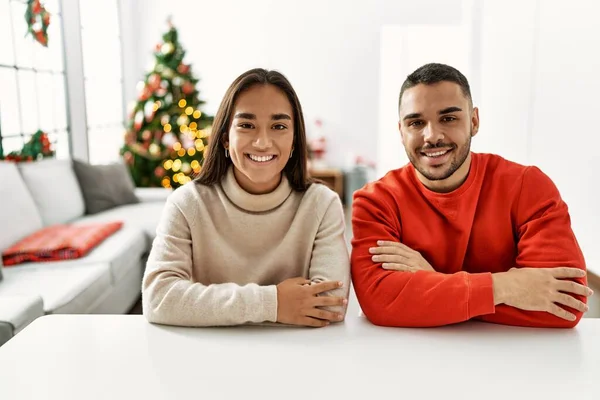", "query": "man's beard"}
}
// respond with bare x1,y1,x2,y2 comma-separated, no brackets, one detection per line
408,132,471,182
